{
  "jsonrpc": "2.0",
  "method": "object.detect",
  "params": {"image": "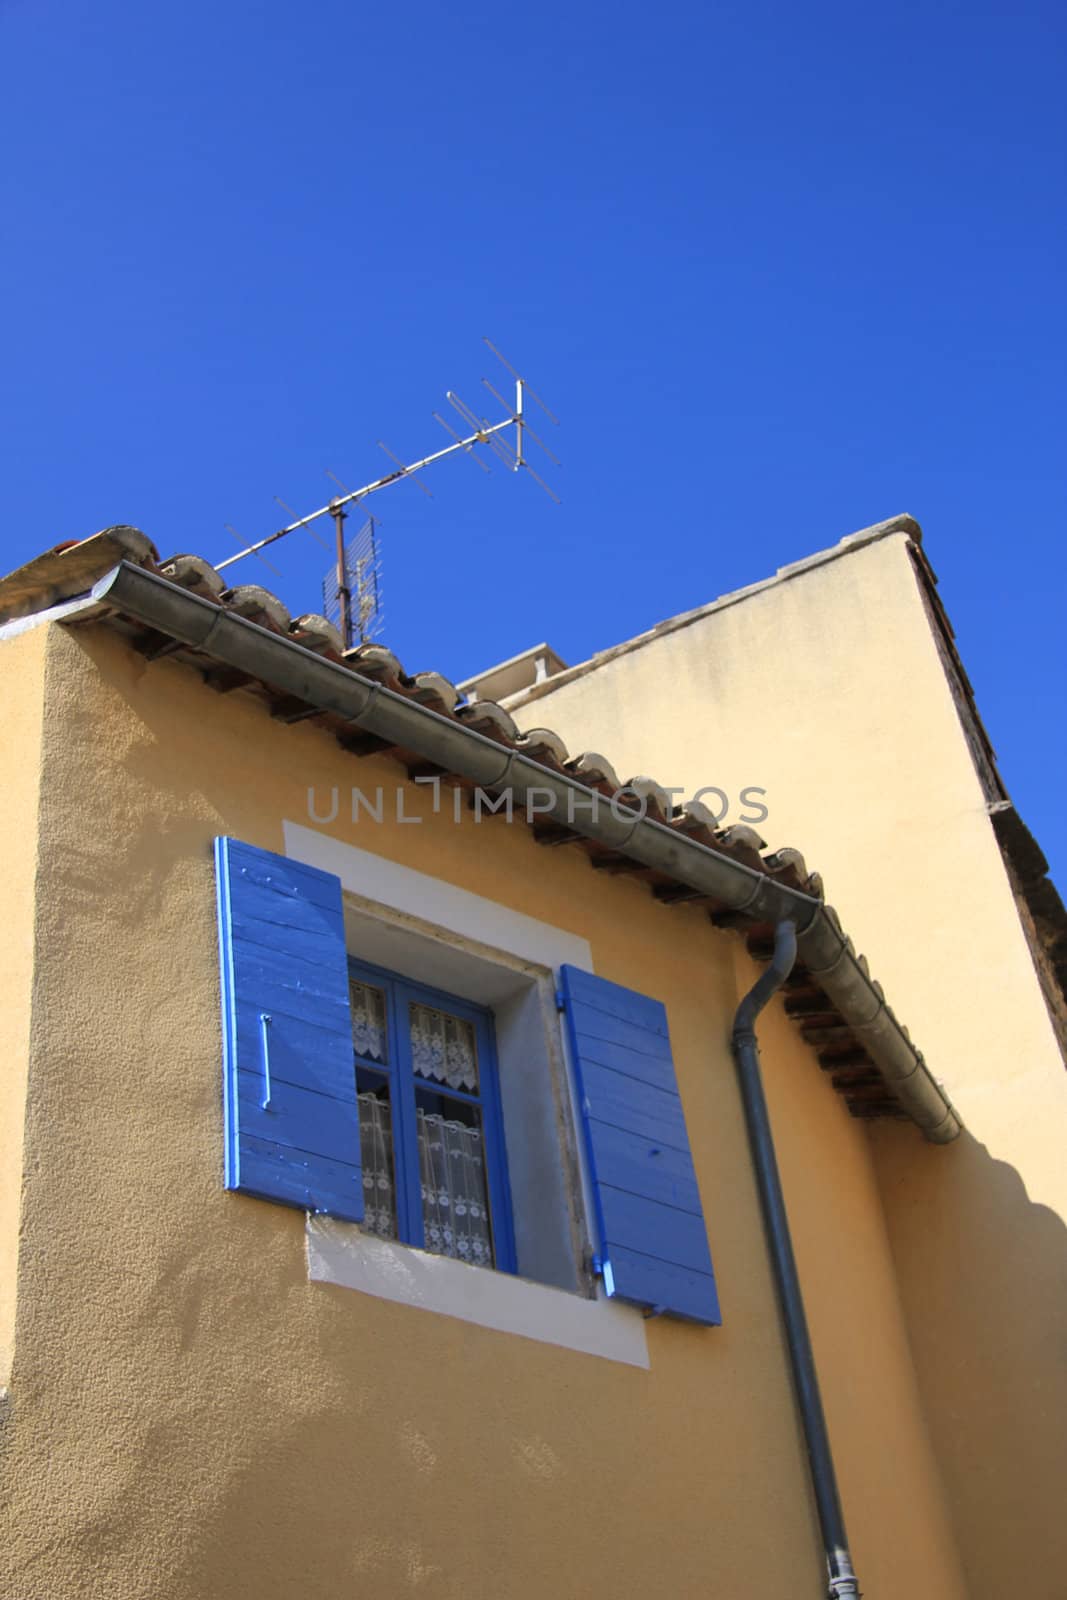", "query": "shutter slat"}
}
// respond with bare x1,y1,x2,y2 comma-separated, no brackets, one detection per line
568,1021,678,1094
560,966,670,1036
228,929,353,984
561,964,720,1325
603,1248,720,1325
579,1061,691,1152
216,836,364,1222
587,1119,703,1214
224,847,344,910
597,1184,715,1273
234,1136,366,1219
231,1000,355,1086
569,1007,674,1064
234,1074,364,1164
228,894,345,942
